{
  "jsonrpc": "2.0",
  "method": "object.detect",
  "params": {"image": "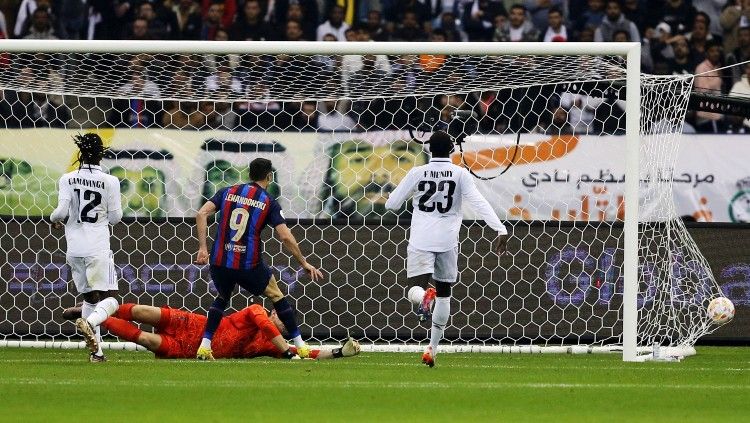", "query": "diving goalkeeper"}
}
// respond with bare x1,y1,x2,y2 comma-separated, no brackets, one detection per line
63,303,360,360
